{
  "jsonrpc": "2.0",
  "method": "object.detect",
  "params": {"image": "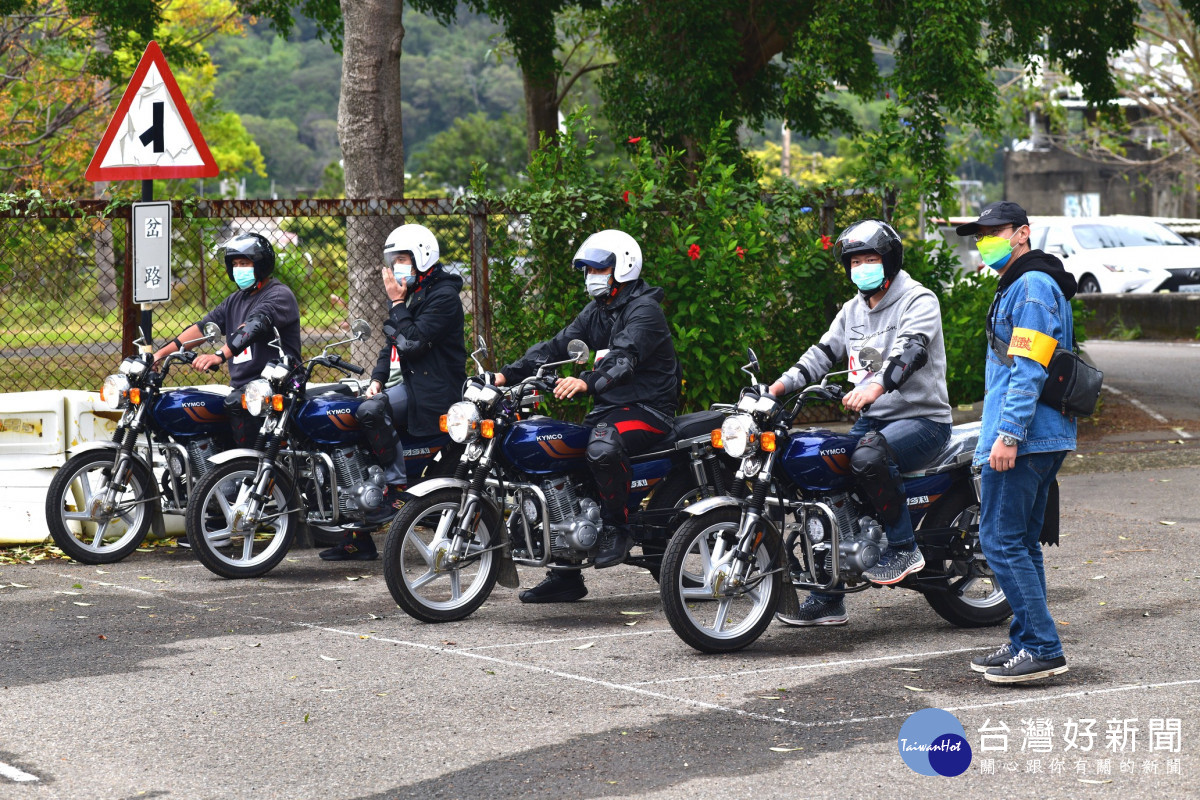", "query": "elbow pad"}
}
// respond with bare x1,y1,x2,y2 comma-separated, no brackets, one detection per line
228,312,272,353
586,352,635,394
383,322,430,359
881,337,929,392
